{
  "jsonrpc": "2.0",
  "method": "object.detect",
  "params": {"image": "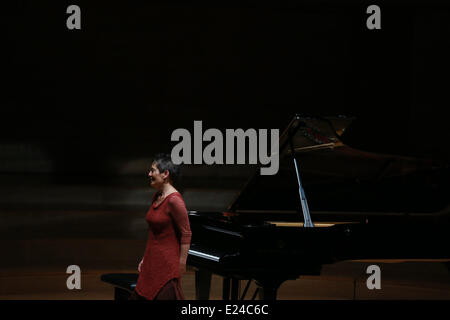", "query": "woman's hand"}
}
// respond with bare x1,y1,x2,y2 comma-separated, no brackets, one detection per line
138,259,143,272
